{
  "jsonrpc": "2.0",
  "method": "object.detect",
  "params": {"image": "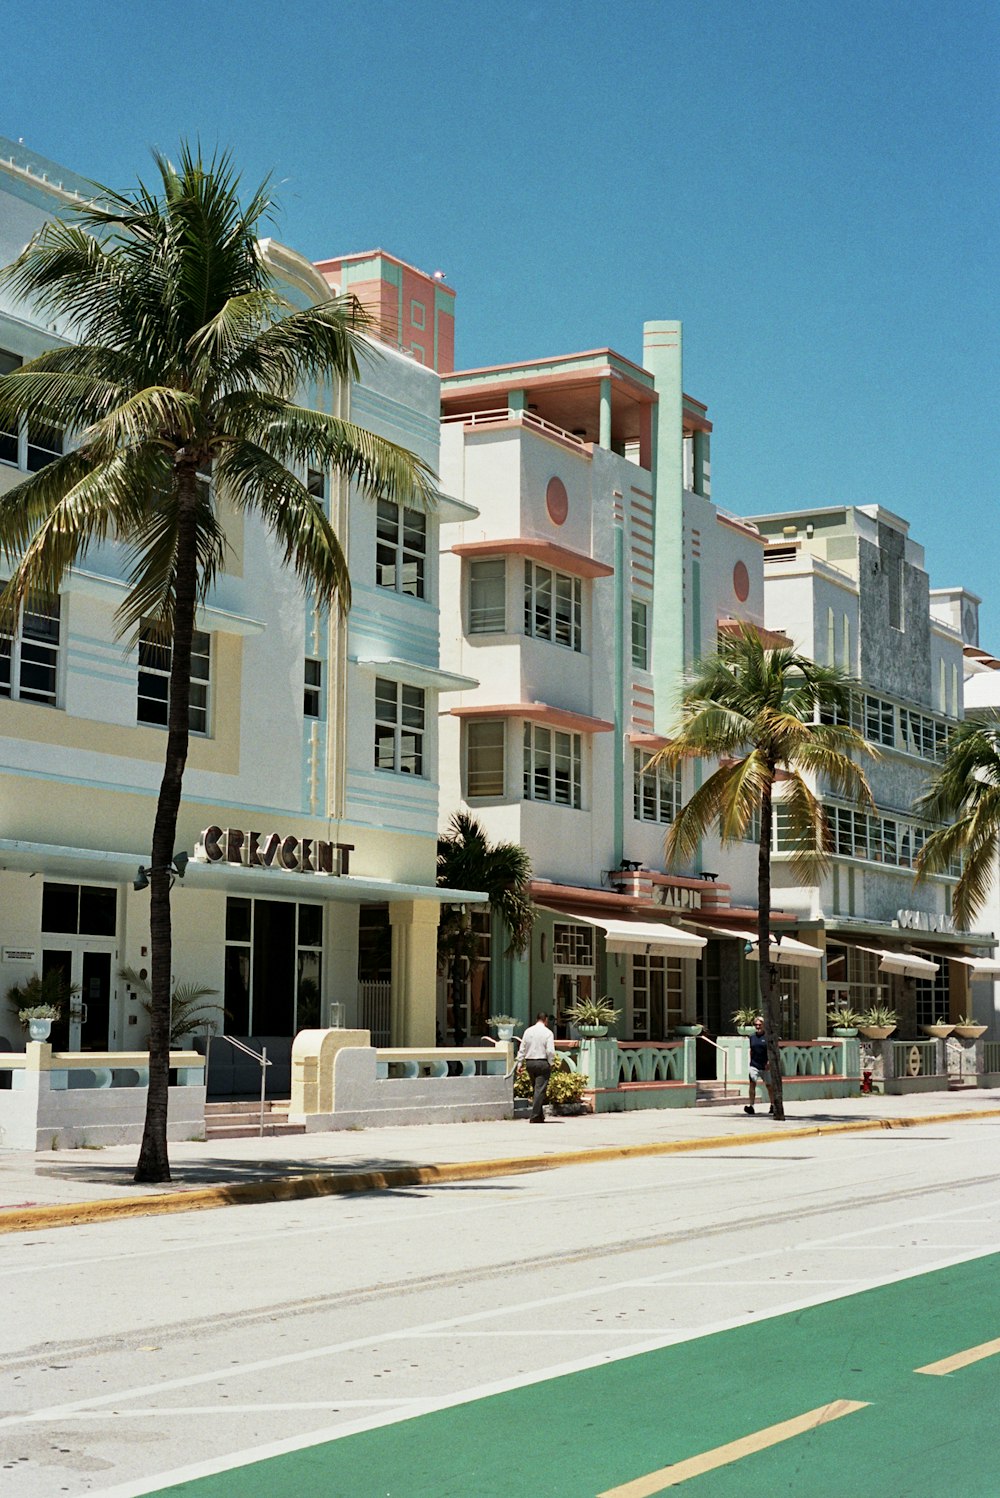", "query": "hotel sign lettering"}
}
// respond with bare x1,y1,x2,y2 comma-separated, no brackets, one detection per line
653,885,702,911
195,825,355,876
